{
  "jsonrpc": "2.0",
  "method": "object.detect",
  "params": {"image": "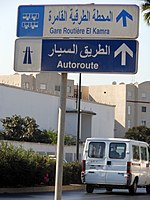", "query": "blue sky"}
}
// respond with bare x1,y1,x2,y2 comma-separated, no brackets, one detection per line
0,0,149,85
